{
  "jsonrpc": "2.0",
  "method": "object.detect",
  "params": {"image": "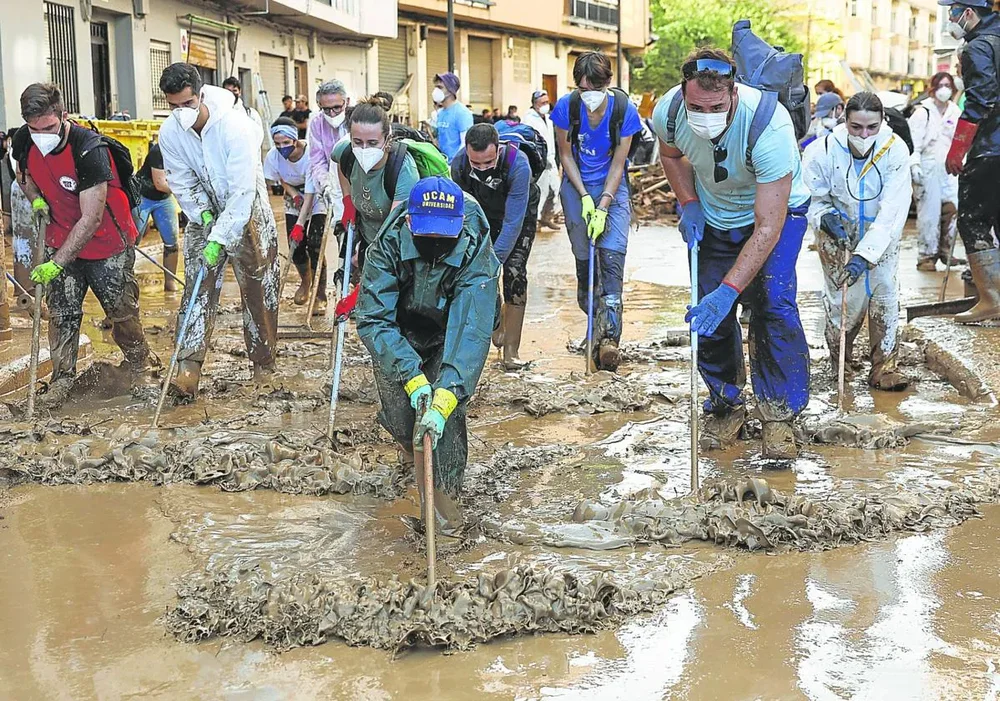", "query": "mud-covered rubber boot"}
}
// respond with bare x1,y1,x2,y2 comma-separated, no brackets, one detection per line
492,303,506,349
700,405,746,451
956,249,1000,324
502,304,529,370
253,361,277,392
168,359,202,400
293,262,311,306
869,351,909,391
311,266,328,316
762,420,798,460
595,295,623,372
36,376,75,412
432,487,466,554
916,256,938,272
163,245,180,292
